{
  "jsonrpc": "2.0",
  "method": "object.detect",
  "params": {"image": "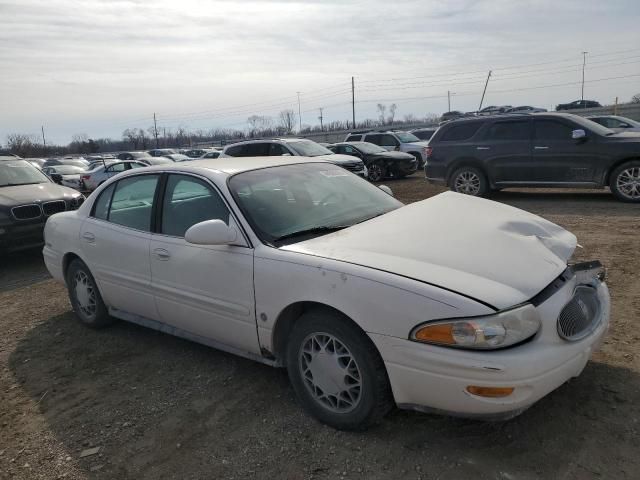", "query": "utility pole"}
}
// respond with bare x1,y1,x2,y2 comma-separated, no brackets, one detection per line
318,108,324,131
153,113,159,148
297,92,302,132
581,51,588,102
478,70,492,111
41,126,46,147
163,128,166,147
351,76,356,129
